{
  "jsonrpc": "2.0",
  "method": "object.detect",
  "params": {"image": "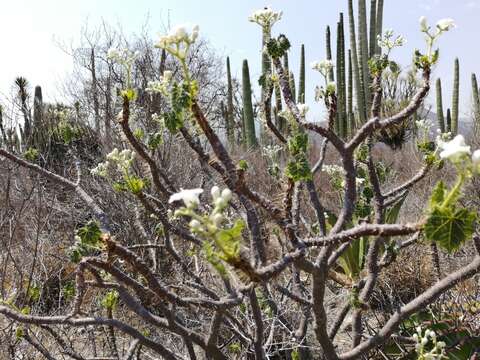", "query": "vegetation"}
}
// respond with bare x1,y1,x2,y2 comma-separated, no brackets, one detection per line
0,3,479,360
